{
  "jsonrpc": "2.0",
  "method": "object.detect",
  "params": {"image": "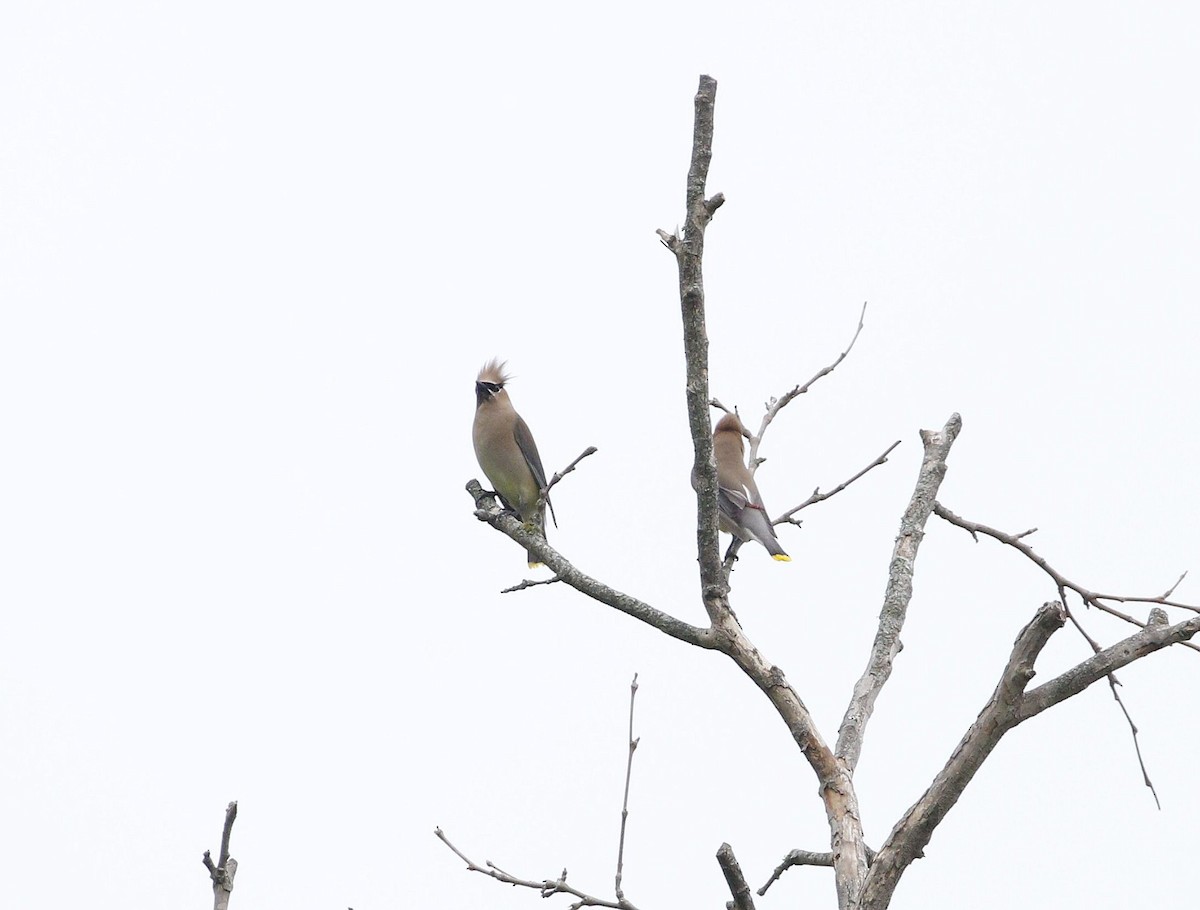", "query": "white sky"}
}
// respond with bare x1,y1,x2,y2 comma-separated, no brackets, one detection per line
2,3,1198,908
